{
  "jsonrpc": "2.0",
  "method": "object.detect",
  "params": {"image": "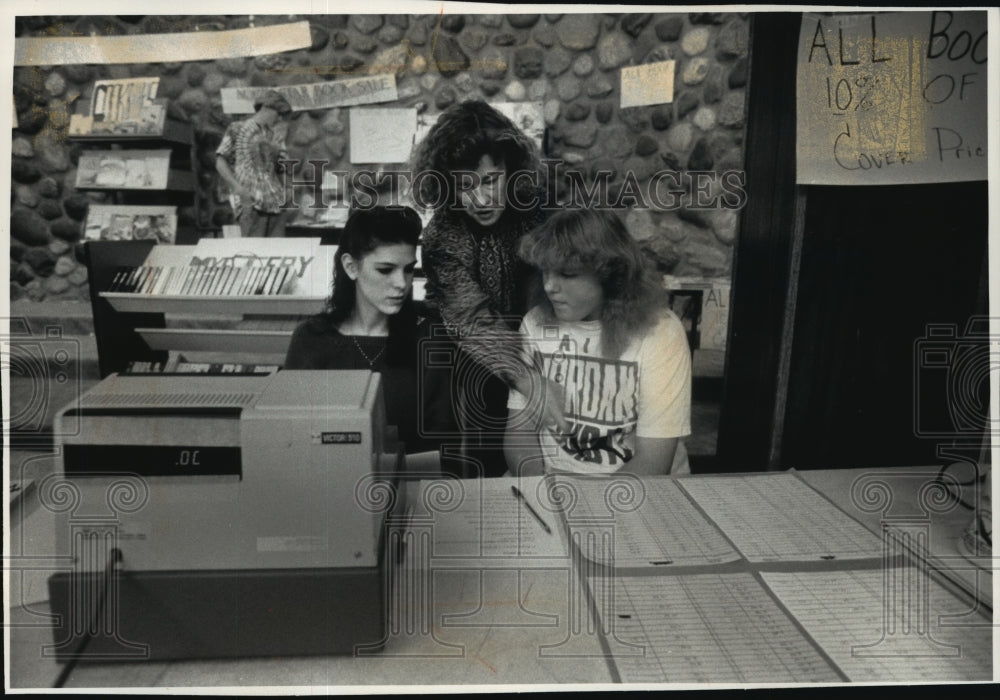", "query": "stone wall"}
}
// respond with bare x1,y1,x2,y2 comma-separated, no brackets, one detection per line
10,13,749,302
